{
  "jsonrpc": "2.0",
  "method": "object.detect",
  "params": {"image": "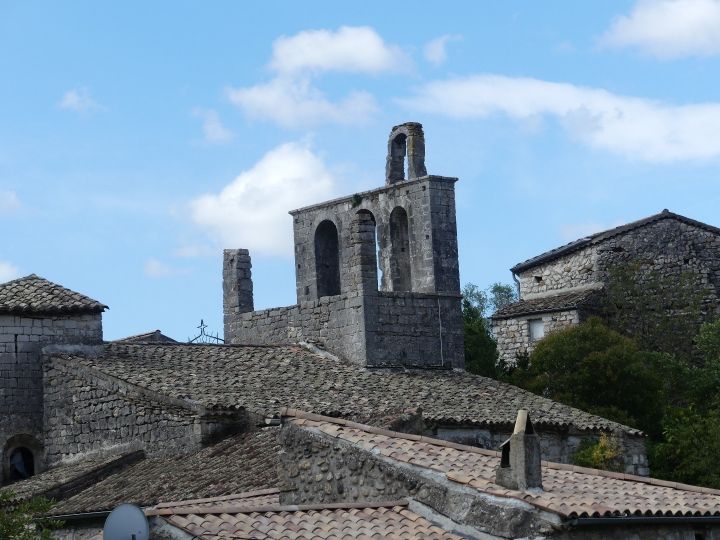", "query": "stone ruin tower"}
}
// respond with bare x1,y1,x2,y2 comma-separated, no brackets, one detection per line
224,122,464,369
0,275,105,485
